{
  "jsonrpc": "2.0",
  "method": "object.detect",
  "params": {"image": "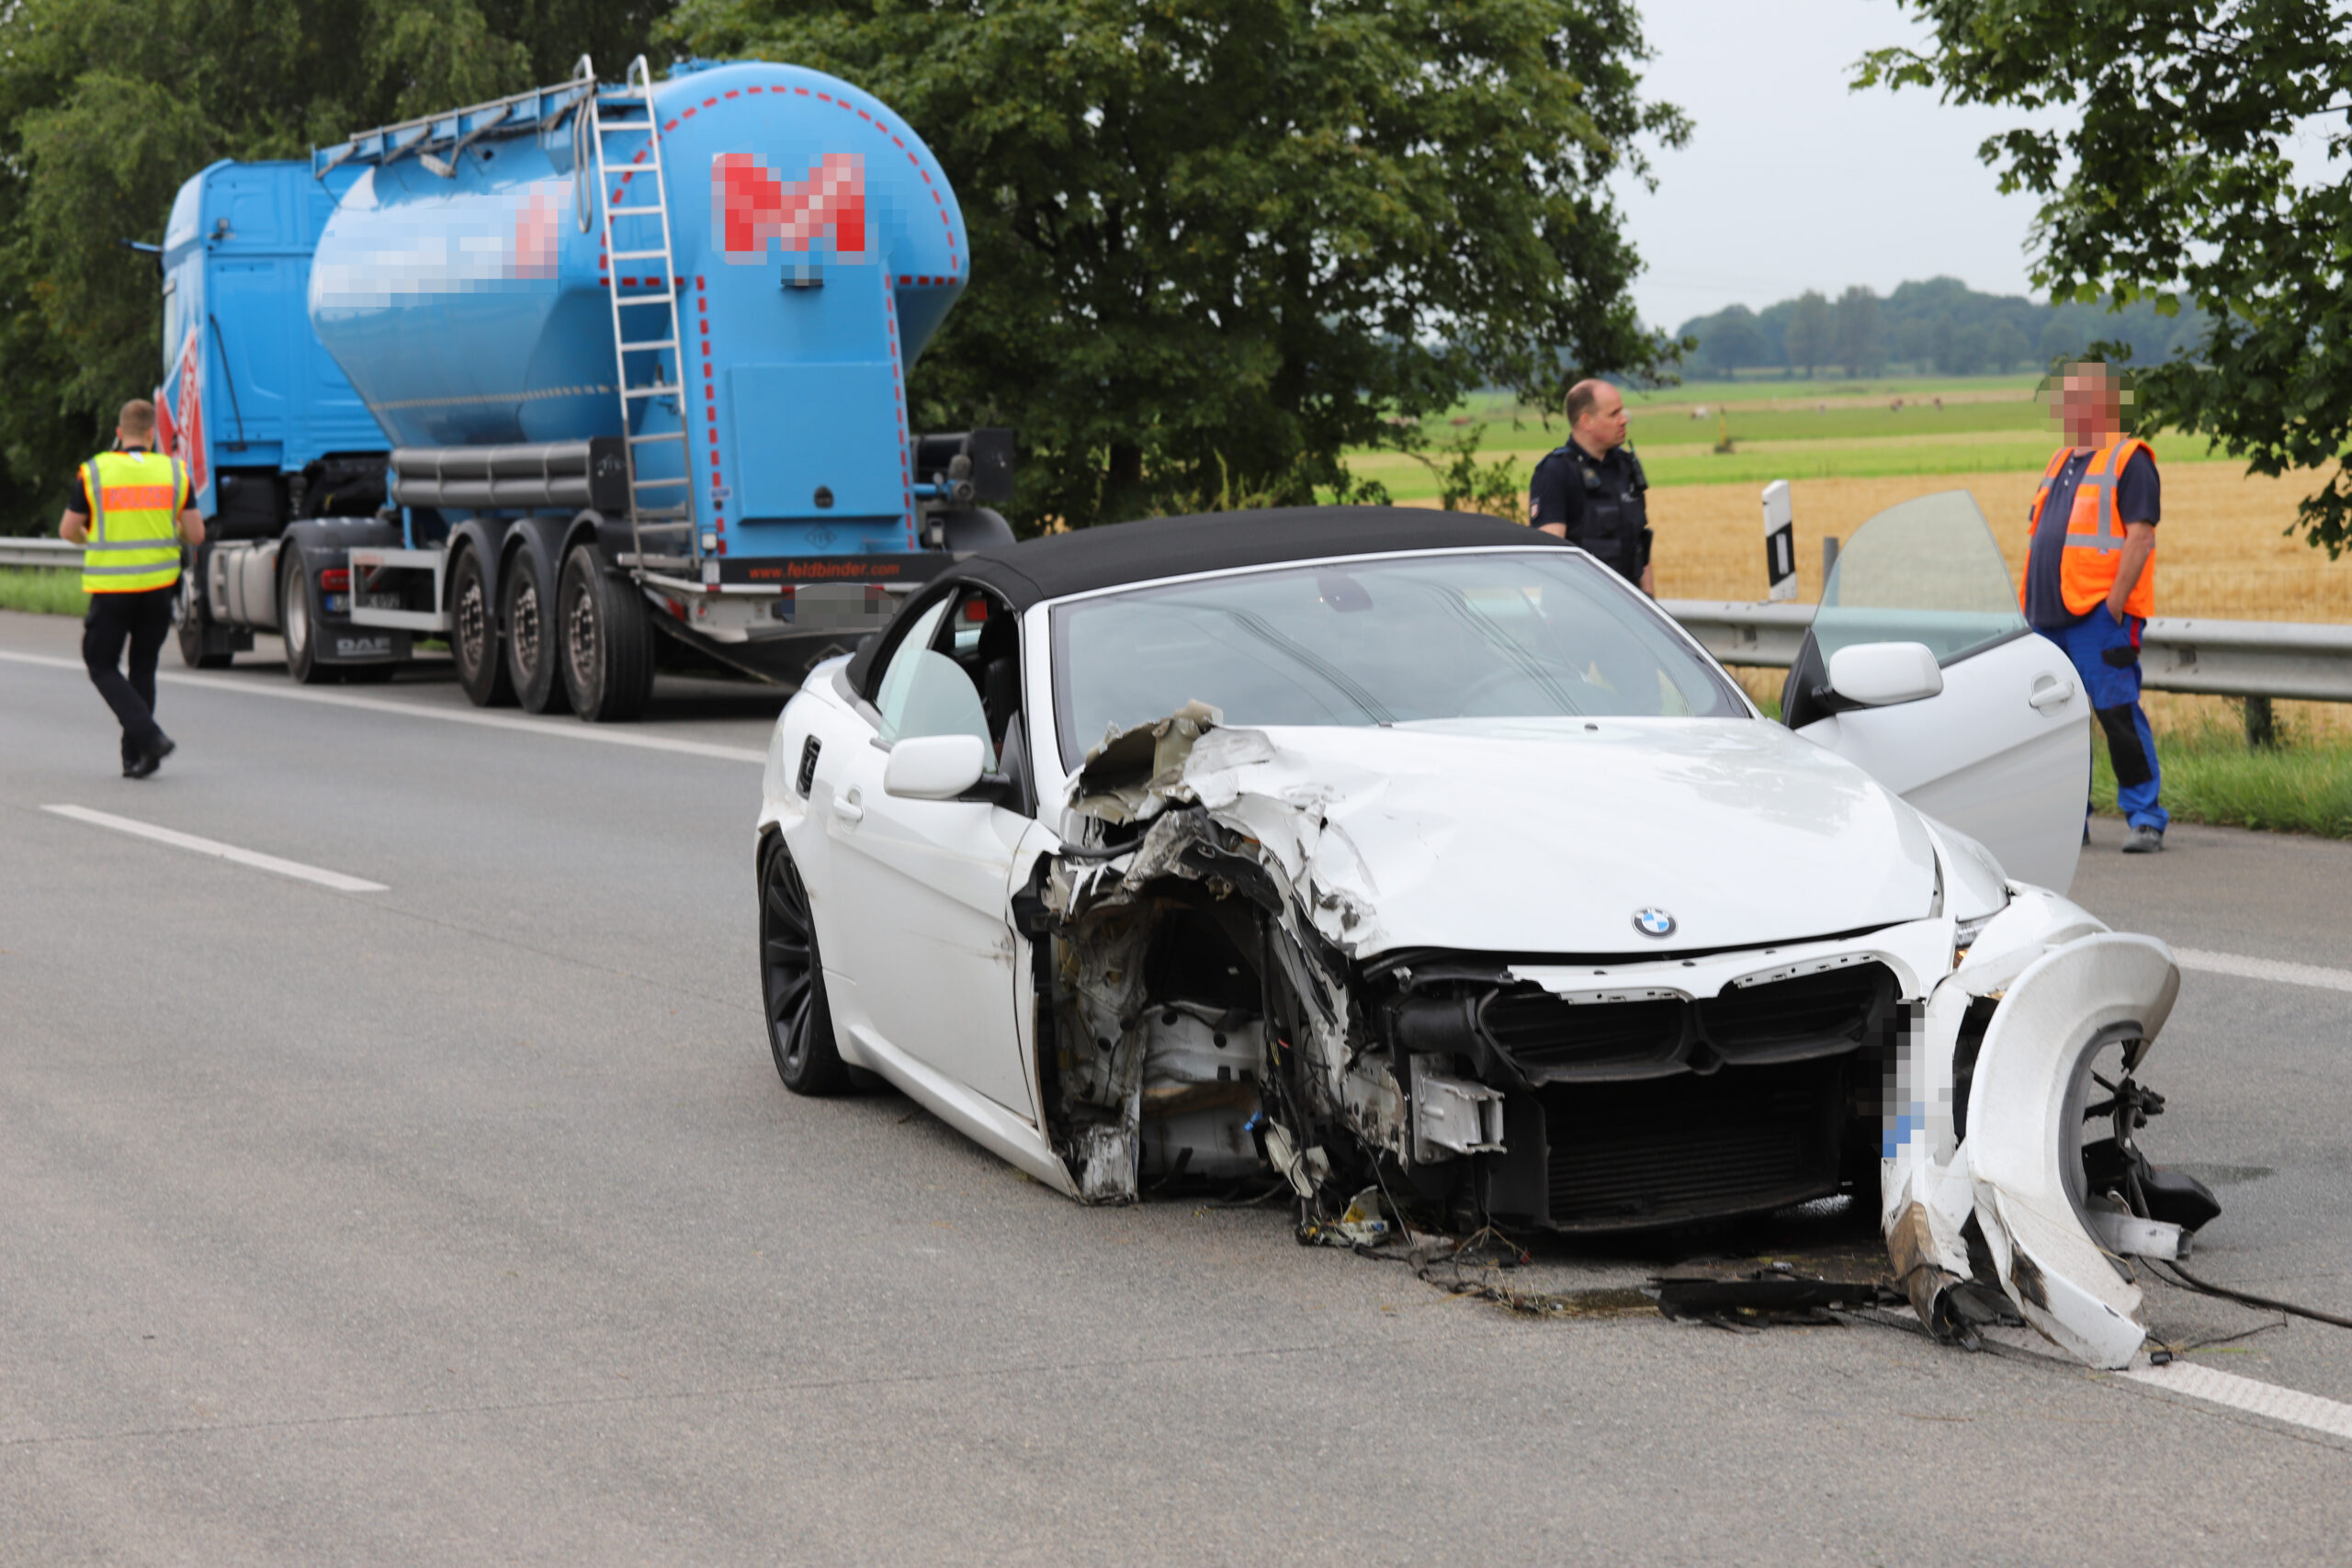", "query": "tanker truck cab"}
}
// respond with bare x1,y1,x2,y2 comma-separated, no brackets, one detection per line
156,159,410,681
288,54,1012,720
